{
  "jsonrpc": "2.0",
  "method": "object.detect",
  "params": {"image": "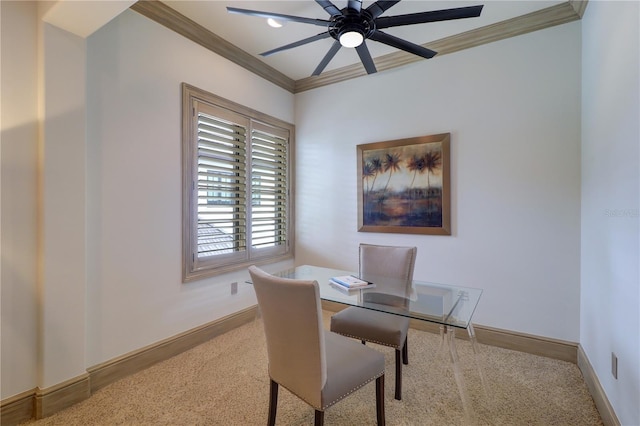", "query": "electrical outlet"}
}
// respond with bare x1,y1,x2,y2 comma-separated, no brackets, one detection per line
231,281,238,295
611,352,618,379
